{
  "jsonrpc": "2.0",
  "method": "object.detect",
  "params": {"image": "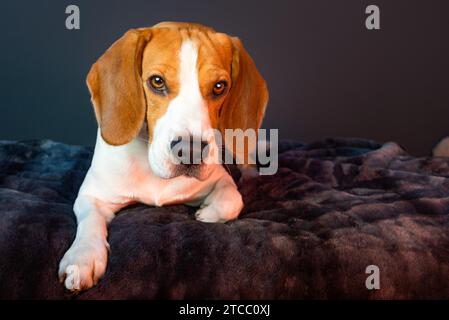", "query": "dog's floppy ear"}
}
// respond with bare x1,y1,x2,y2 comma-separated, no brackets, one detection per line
87,29,152,146
219,37,269,163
